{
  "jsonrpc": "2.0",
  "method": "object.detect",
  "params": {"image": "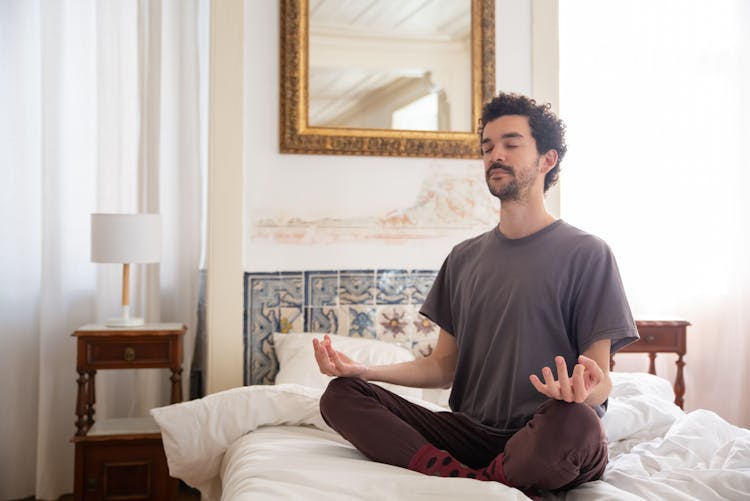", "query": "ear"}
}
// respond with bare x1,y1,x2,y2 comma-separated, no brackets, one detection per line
538,149,558,174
